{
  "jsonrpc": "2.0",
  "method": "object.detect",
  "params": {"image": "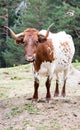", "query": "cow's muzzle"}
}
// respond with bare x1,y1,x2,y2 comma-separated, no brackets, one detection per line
25,55,35,62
